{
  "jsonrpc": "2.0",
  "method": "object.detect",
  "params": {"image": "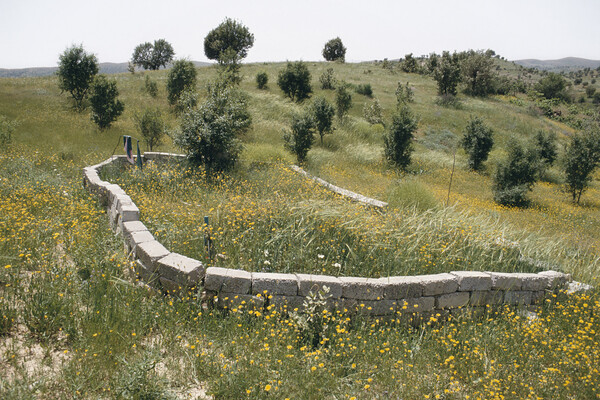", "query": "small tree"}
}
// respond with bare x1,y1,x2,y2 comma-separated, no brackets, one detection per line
383,106,418,170
167,60,197,107
322,37,346,62
135,108,165,151
401,53,418,73
310,97,335,144
131,39,174,70
493,140,540,207
284,112,315,164
461,50,496,96
89,75,124,130
535,72,568,101
174,81,251,173
57,44,99,110
395,81,414,105
433,51,461,96
564,130,600,204
461,116,494,171
363,98,384,125
144,75,158,97
204,18,254,62
533,130,558,166
335,83,352,121
426,53,439,75
319,68,336,90
256,72,268,89
277,61,312,102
